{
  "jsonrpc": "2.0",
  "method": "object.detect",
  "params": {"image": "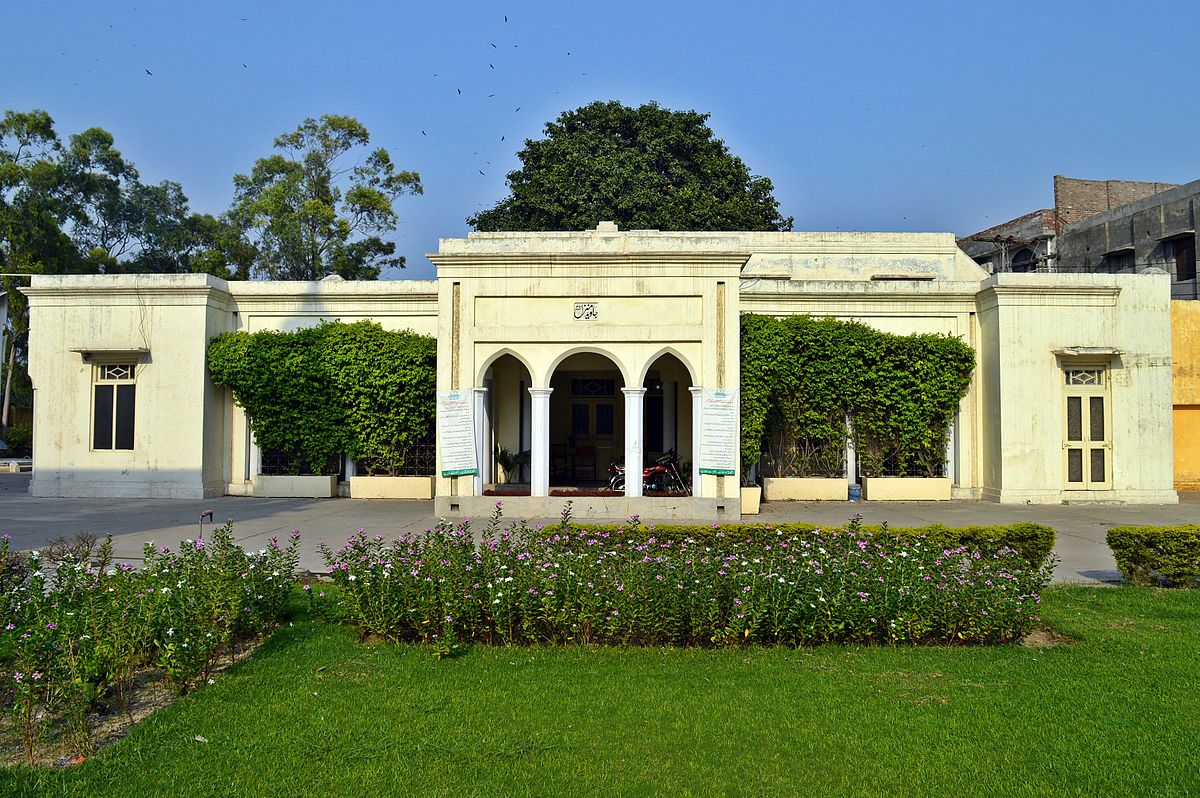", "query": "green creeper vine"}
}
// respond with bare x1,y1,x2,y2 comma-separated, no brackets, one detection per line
207,321,435,476
740,314,974,479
